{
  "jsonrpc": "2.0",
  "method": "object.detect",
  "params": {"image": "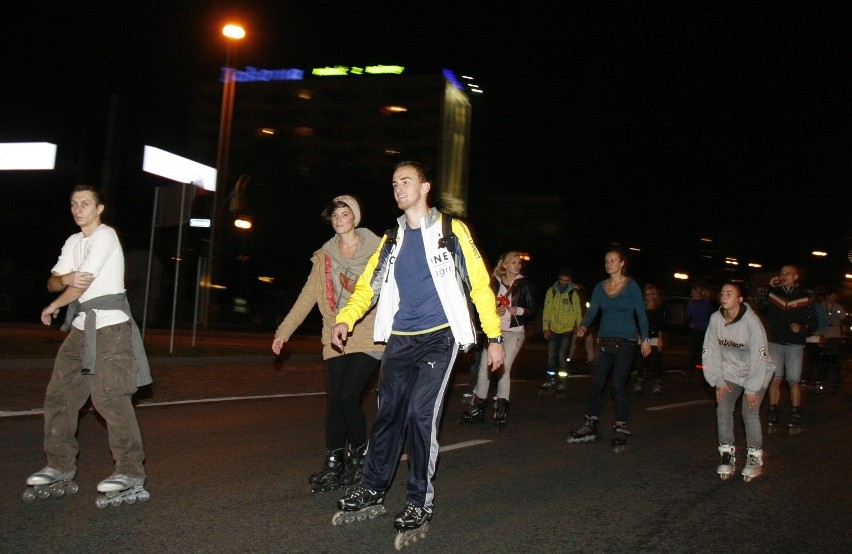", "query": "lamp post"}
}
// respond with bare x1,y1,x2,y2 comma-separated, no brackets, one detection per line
203,23,245,327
